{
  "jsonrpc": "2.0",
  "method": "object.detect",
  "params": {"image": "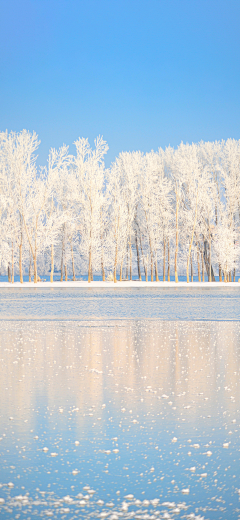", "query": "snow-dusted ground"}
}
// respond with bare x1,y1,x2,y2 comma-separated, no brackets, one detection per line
0,280,239,288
